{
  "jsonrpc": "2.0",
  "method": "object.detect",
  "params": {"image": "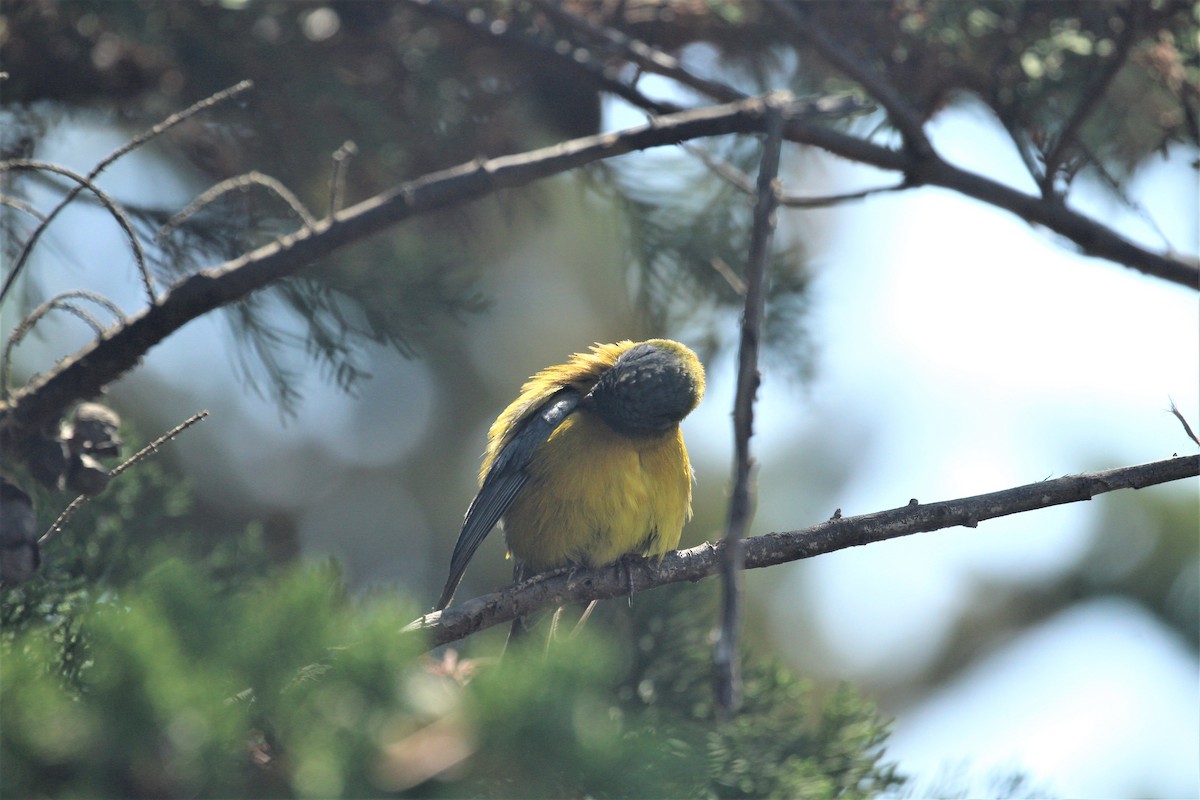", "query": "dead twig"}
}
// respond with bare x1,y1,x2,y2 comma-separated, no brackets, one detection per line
1168,399,1200,448
715,96,785,718
159,170,317,241
0,160,153,302
0,80,253,306
39,410,210,546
